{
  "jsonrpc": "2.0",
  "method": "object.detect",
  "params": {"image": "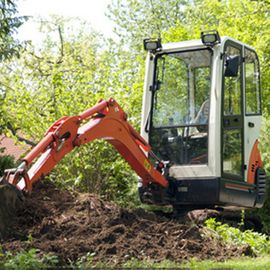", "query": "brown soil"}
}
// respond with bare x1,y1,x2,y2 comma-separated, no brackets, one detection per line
1,181,252,265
